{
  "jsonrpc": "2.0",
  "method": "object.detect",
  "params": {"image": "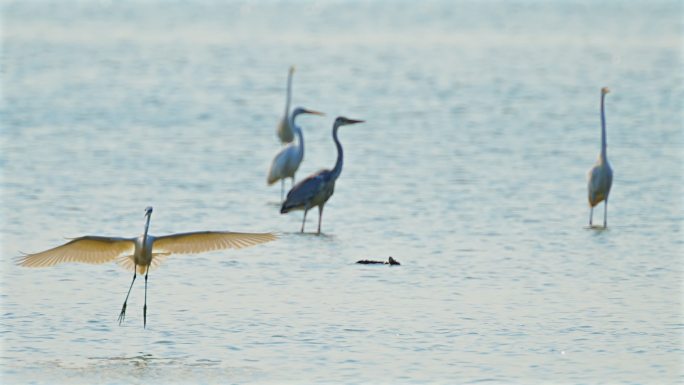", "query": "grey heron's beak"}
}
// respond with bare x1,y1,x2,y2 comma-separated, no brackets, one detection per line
346,118,365,125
